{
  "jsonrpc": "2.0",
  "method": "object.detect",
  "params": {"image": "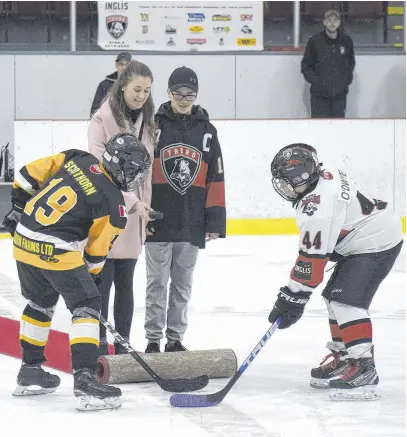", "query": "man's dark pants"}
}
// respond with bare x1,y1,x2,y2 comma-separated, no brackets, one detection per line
311,93,347,118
